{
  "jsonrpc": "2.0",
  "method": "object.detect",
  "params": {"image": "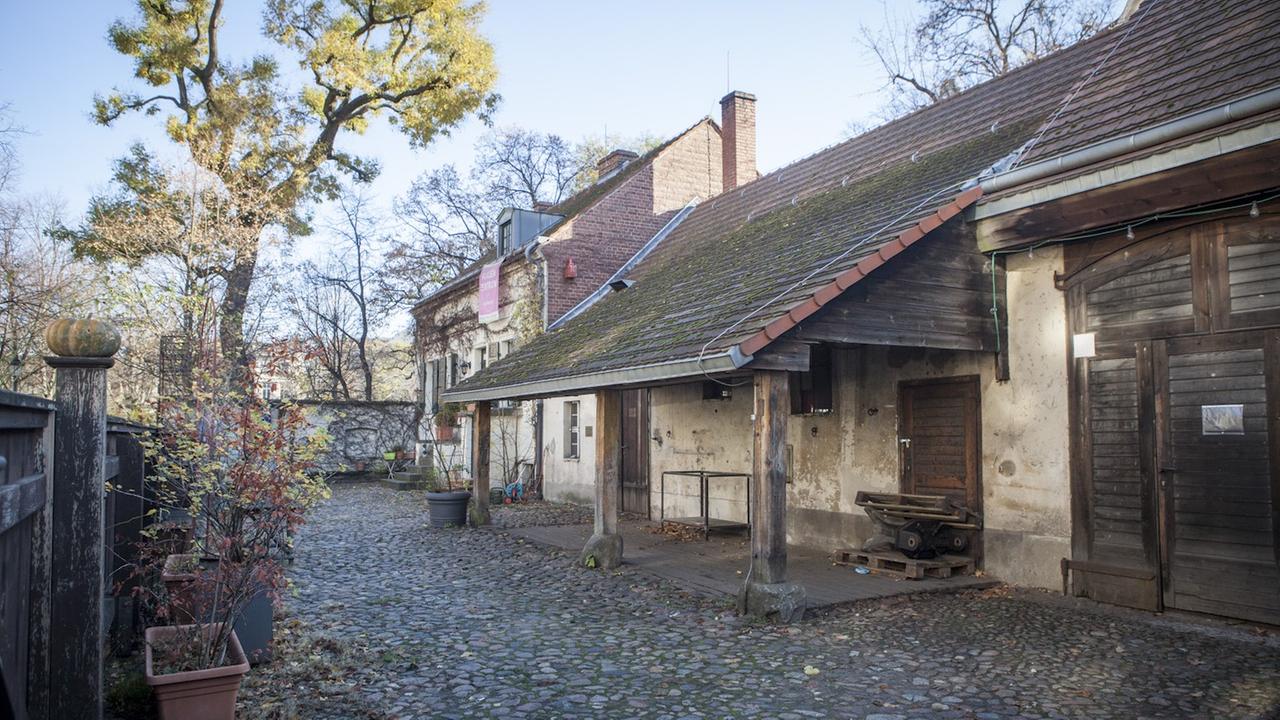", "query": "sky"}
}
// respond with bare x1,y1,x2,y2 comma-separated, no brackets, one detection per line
0,0,897,231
